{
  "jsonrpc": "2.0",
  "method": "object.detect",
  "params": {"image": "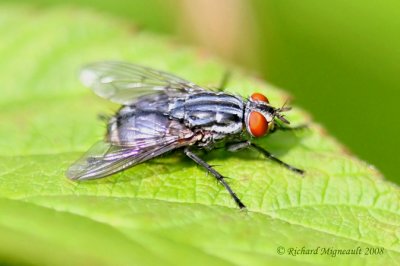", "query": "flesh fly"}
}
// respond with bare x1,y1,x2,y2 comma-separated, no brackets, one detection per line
66,61,304,209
